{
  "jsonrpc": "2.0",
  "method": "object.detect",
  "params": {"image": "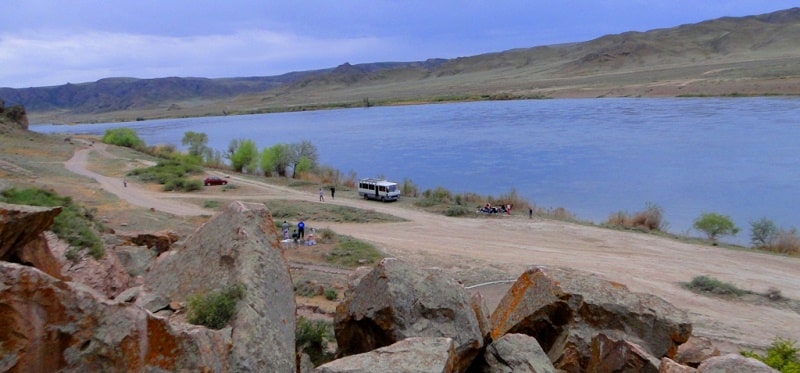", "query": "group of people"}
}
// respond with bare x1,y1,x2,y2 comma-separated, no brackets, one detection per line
281,220,316,246
478,203,513,215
